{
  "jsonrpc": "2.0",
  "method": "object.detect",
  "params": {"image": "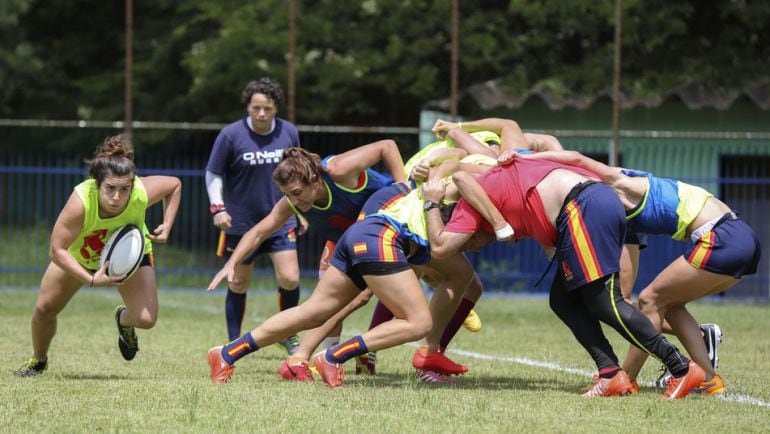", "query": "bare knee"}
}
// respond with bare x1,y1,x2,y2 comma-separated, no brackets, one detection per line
407,315,433,341
274,260,300,290
33,302,61,323
127,310,157,329
135,315,157,329
637,289,662,315
228,275,250,292
276,274,300,290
